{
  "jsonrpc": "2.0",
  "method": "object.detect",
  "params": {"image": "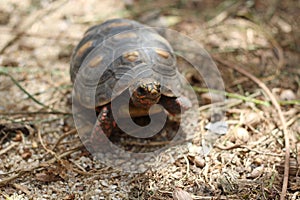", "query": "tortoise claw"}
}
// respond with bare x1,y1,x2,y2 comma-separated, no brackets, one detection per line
176,96,192,111
159,96,191,115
